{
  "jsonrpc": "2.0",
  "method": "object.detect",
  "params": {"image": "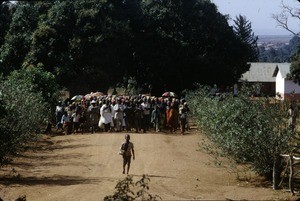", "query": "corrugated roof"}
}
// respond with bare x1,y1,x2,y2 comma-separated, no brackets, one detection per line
274,63,290,78
239,62,291,82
